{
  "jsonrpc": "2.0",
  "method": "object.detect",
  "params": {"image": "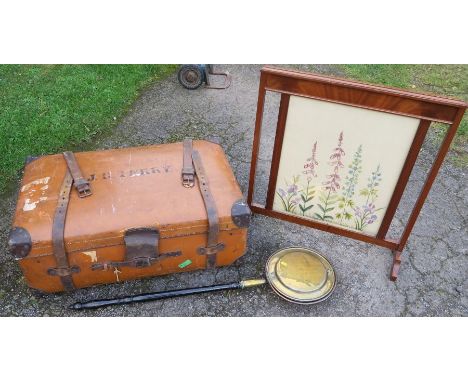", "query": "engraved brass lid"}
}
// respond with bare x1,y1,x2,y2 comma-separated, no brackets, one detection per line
265,247,336,304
